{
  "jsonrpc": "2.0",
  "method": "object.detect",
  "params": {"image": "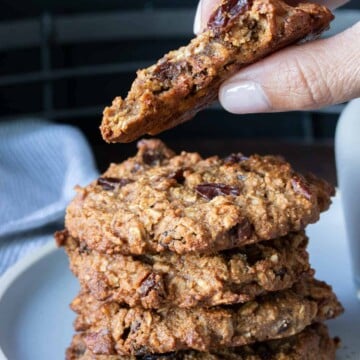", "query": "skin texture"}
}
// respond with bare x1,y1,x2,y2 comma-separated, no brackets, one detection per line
194,0,360,113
